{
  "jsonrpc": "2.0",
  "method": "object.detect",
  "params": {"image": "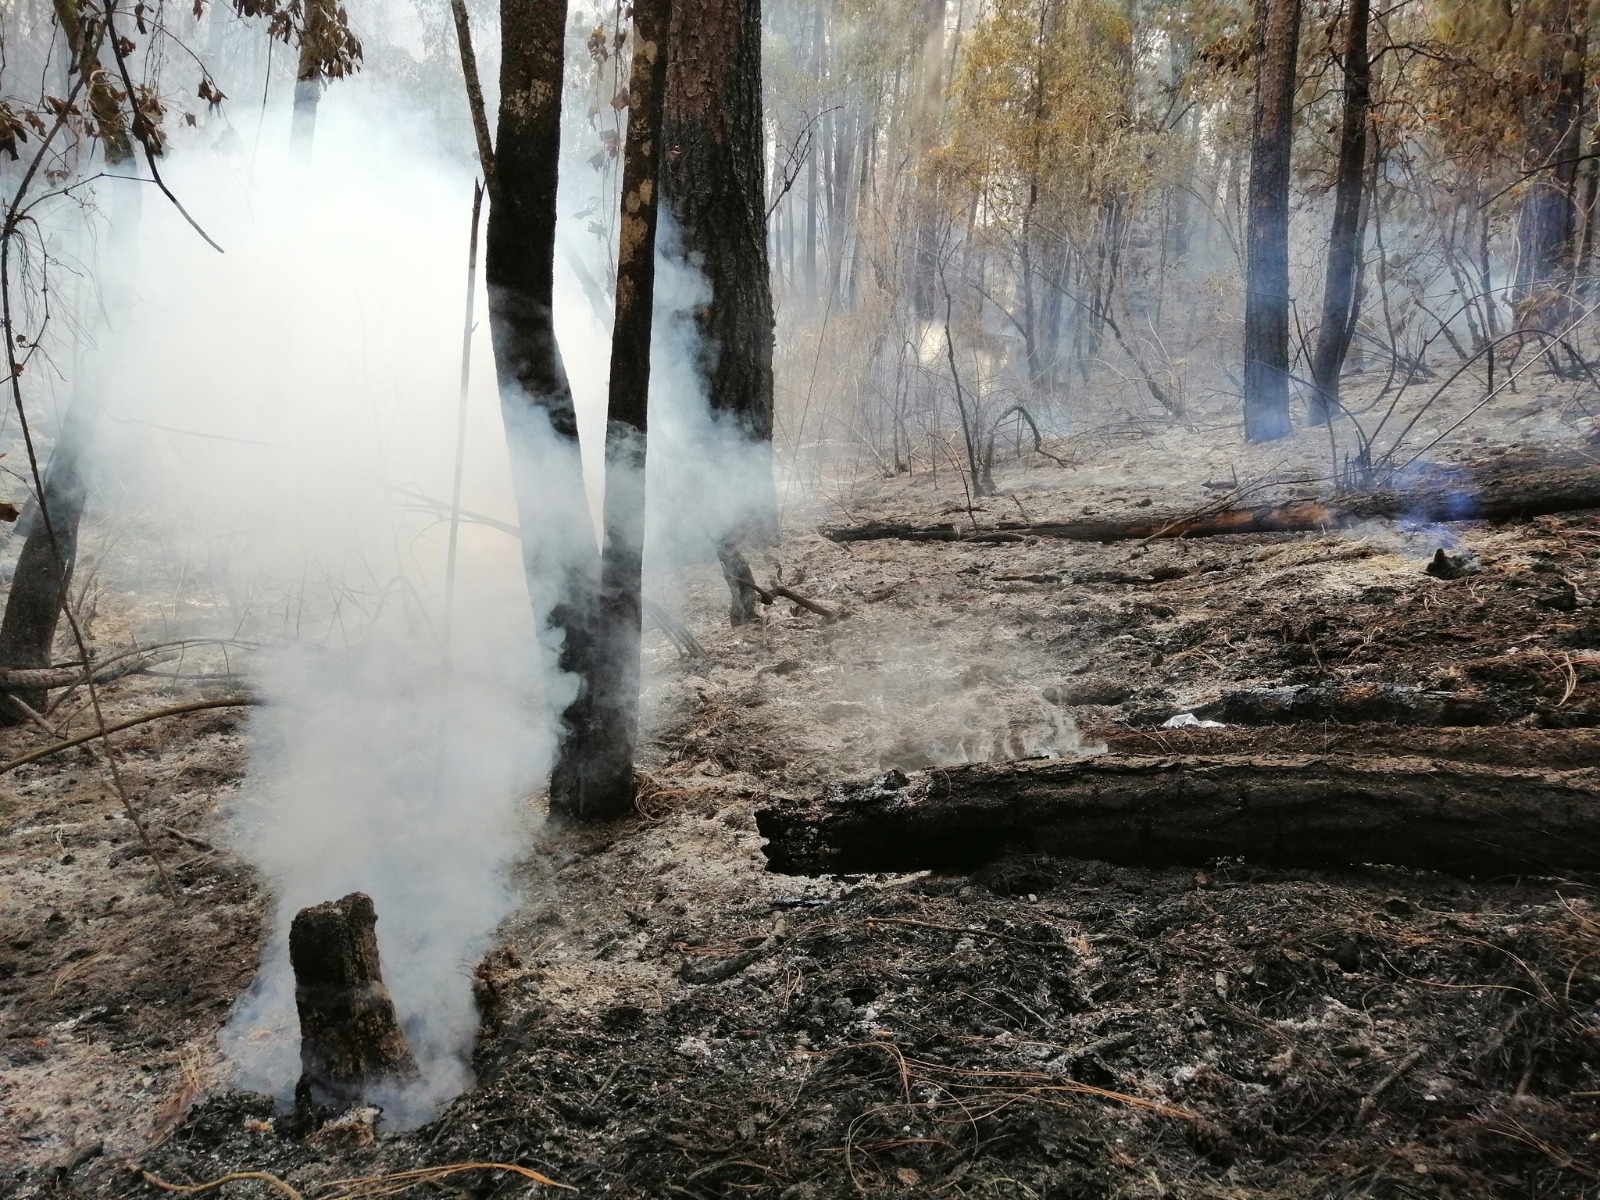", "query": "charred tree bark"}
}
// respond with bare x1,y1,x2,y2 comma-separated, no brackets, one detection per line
549,0,673,822
1242,0,1301,443
1308,0,1370,426
663,0,778,625
755,754,1600,878
290,893,417,1108
488,0,605,814
821,451,1600,544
